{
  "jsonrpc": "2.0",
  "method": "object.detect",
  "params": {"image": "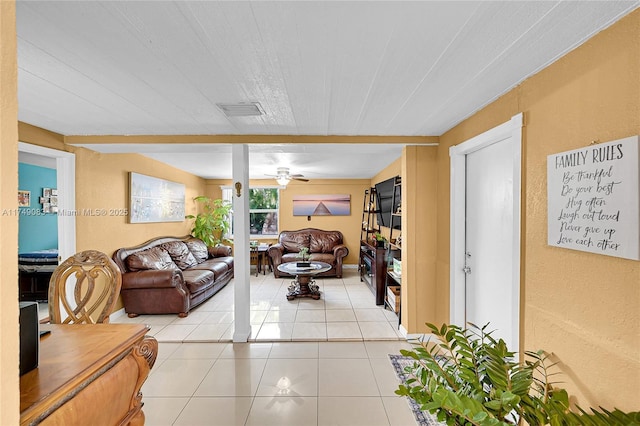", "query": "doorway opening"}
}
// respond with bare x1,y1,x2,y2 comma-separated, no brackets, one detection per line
449,113,522,351
18,142,76,316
